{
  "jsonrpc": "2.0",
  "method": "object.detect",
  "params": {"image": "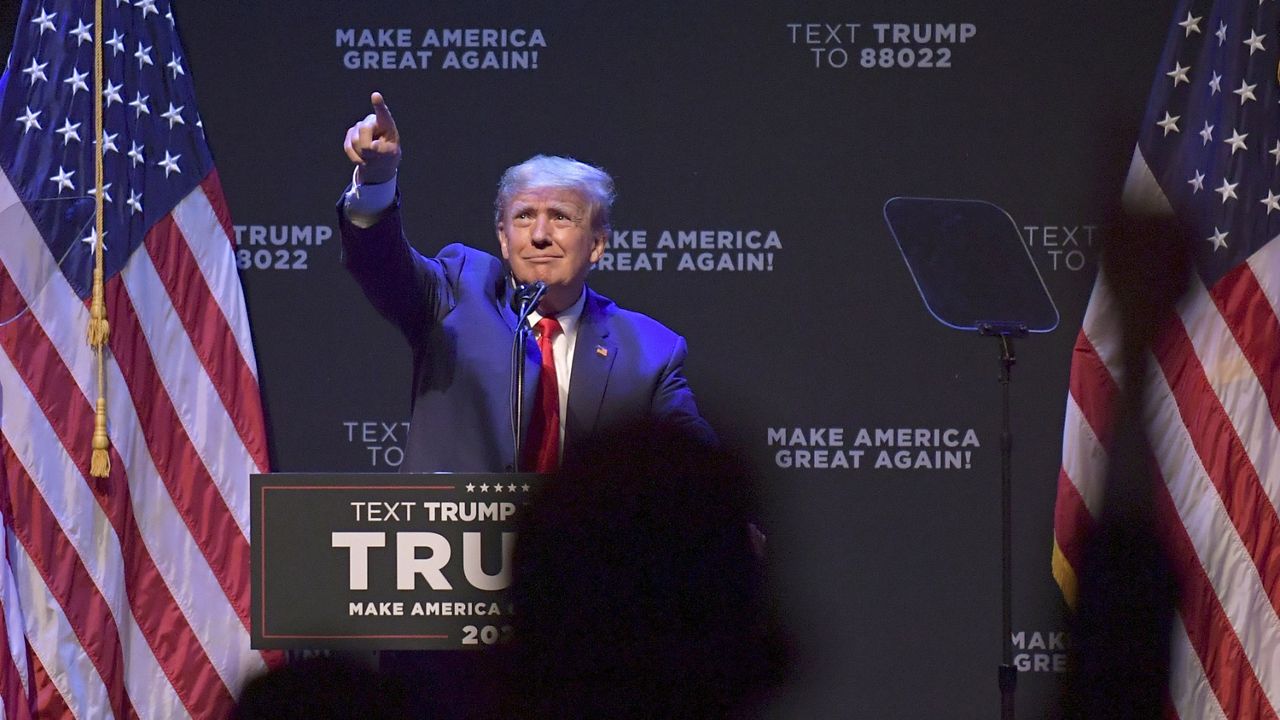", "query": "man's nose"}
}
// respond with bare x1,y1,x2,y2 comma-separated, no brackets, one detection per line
531,215,552,245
